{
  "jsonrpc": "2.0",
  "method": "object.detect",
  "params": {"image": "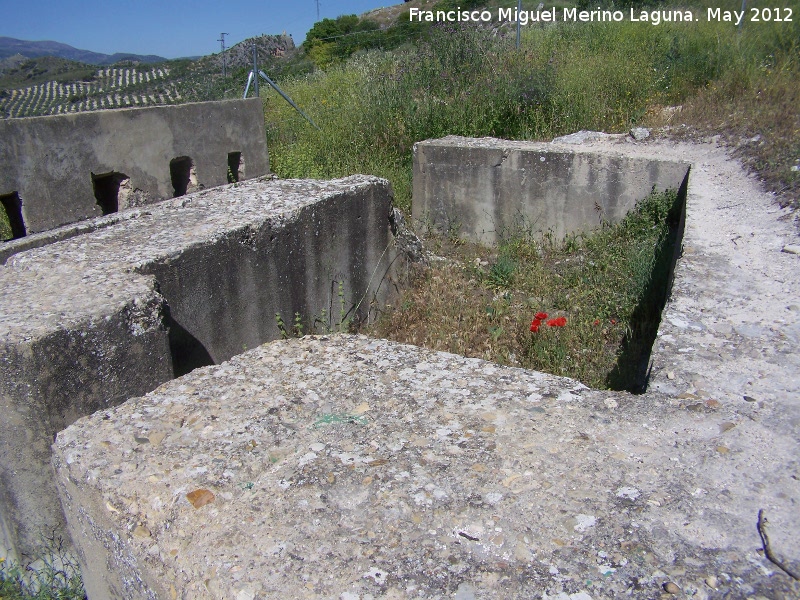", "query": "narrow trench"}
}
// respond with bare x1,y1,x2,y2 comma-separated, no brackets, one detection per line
150,167,688,391
361,166,690,395
610,168,689,393
163,303,215,377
